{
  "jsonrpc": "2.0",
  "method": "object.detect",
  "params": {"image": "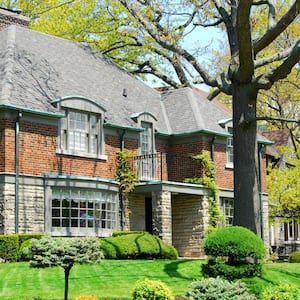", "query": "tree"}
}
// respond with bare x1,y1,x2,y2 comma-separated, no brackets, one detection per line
2,1,299,237
97,0,300,237
30,236,103,300
267,148,300,220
